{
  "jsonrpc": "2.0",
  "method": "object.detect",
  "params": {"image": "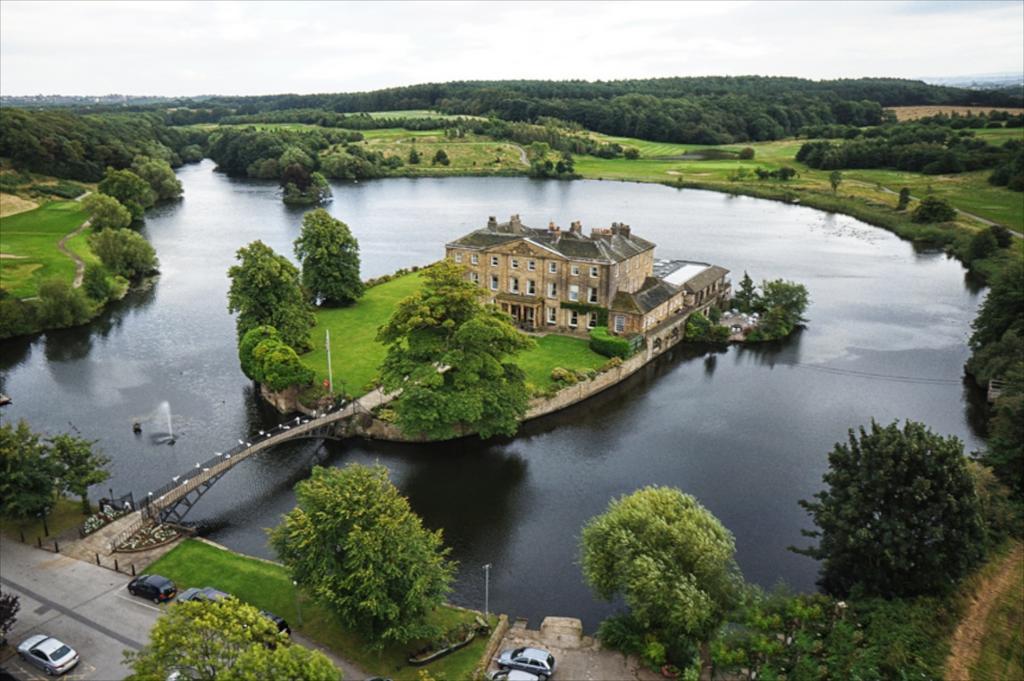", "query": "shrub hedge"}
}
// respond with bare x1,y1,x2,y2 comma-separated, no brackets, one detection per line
589,326,633,358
